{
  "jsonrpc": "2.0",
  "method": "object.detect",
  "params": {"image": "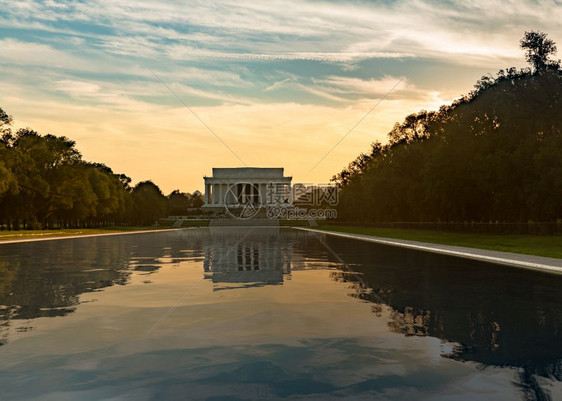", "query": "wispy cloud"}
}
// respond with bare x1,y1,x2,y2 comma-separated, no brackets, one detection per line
316,76,412,95
4,0,559,66
0,38,88,68
0,0,561,190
